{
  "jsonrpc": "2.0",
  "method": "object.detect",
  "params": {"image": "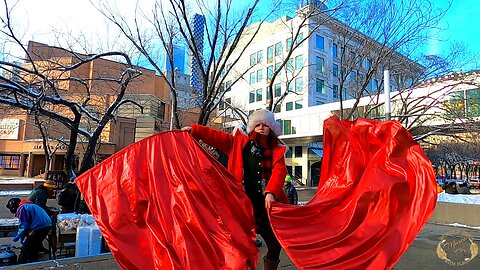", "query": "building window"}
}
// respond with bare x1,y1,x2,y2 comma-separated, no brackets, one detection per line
249,91,255,103
288,81,293,92
296,32,304,47
274,105,281,113
316,79,325,94
287,58,294,73
159,102,166,120
333,64,339,78
250,53,256,66
294,146,302,157
267,66,273,80
333,84,339,99
256,88,262,101
219,97,231,110
225,80,232,91
333,43,338,57
357,56,362,68
275,42,282,57
316,56,325,73
295,77,303,92
0,155,20,170
349,52,355,63
286,102,293,111
281,119,294,135
316,35,324,50
373,79,379,91
257,69,263,82
257,50,263,63
365,58,371,70
315,99,324,105
286,37,293,51
294,165,302,180
295,55,303,70
295,100,303,109
350,70,356,81
267,46,274,63
275,63,282,76
274,83,281,97
286,147,292,158
250,72,255,84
